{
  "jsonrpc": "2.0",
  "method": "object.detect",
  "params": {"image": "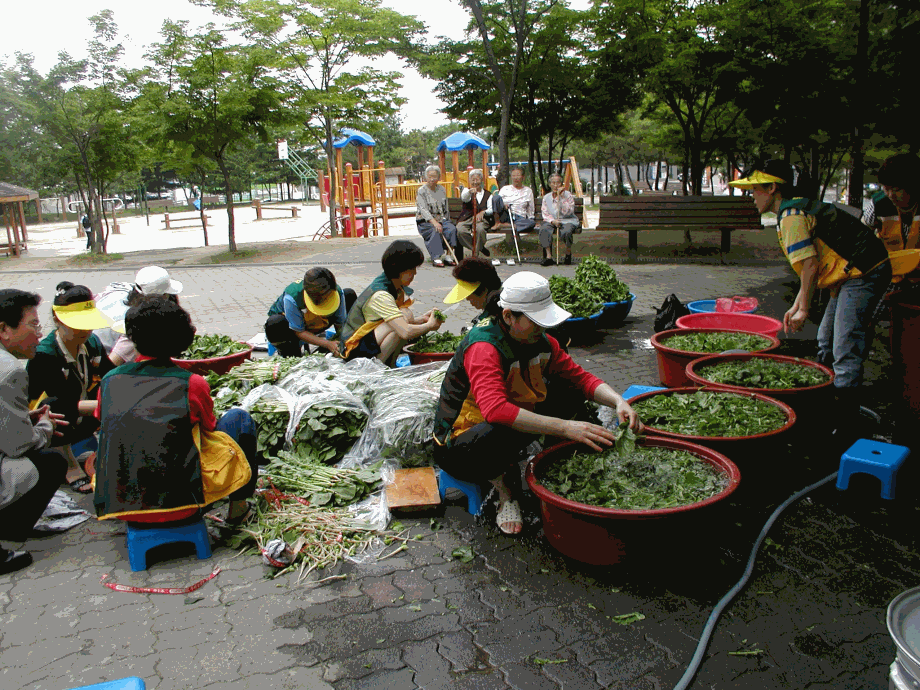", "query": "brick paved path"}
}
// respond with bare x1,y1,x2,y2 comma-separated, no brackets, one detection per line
0,239,913,690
